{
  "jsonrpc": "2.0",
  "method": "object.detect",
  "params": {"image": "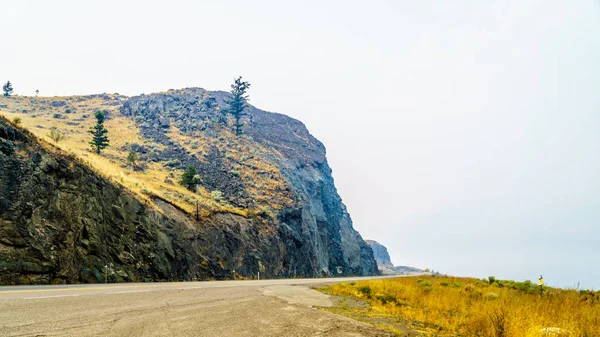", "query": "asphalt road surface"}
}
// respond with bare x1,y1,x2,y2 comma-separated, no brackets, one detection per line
0,276,406,337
